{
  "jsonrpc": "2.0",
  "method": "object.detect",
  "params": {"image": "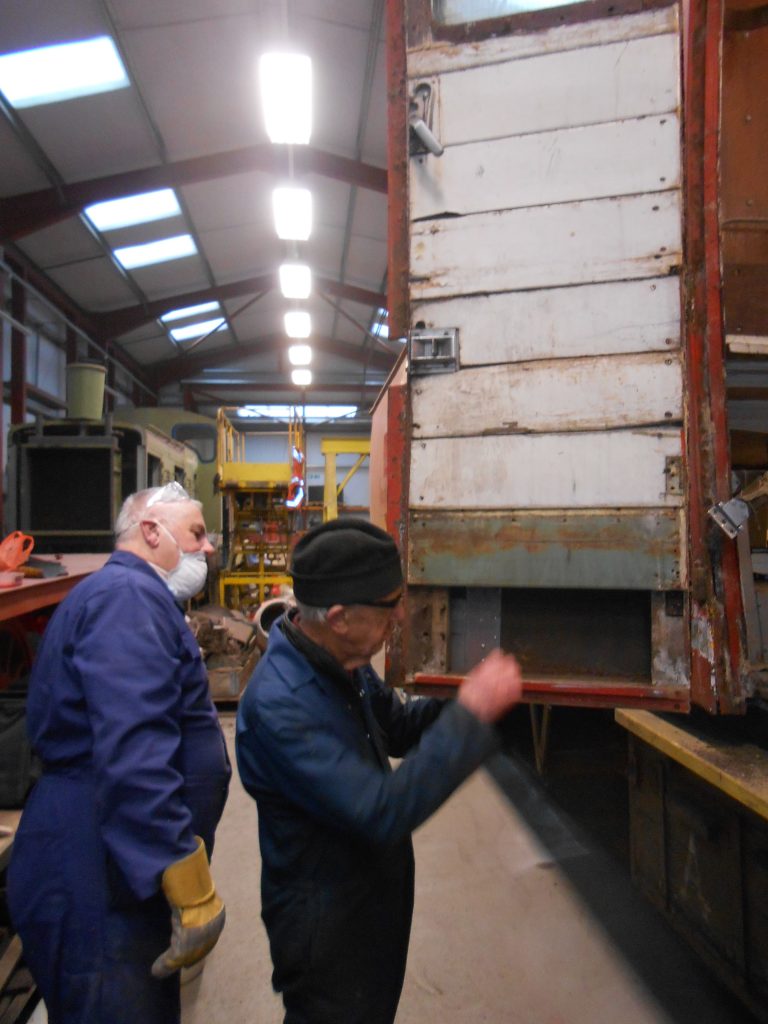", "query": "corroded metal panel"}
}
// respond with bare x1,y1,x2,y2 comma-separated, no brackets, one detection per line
408,509,685,589
408,6,678,74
